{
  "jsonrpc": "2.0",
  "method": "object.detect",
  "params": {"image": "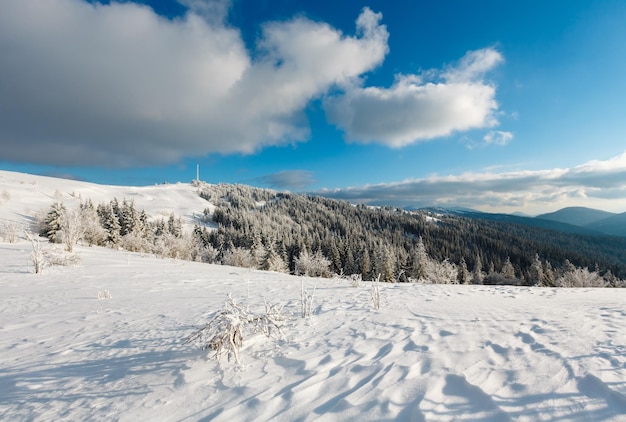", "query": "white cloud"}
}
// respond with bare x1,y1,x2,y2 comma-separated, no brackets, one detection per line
324,48,503,147
0,1,388,167
318,152,626,214
483,131,514,146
